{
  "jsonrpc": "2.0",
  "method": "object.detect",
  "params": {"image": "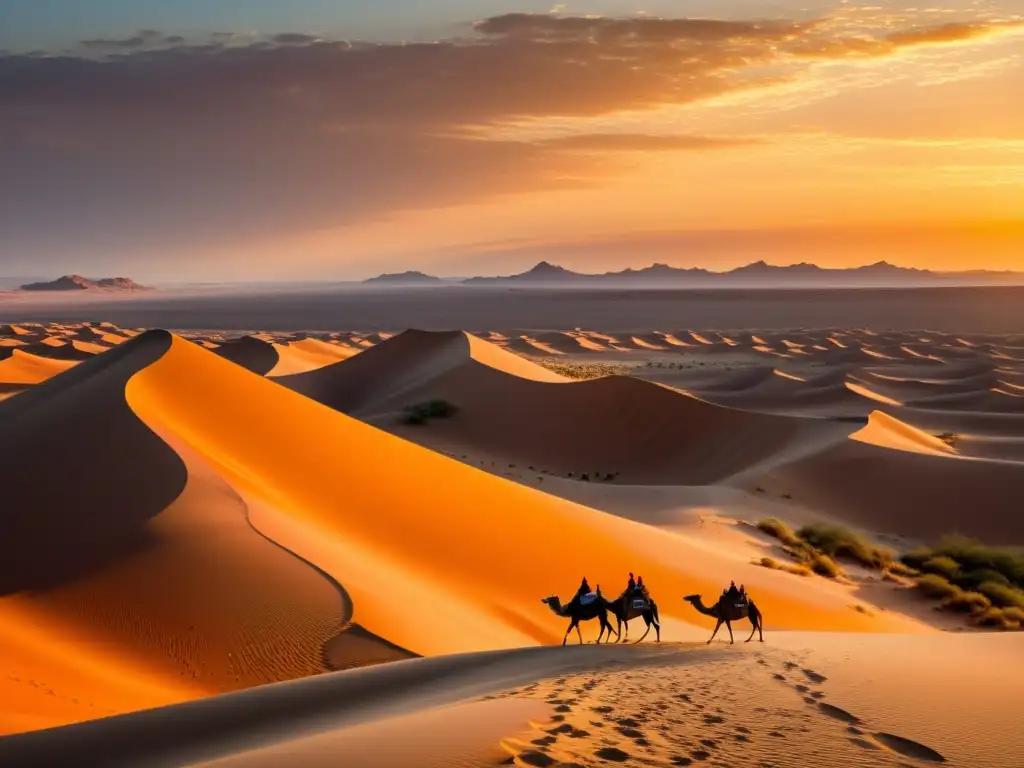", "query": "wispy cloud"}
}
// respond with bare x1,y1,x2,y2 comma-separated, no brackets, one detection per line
0,10,1019,270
